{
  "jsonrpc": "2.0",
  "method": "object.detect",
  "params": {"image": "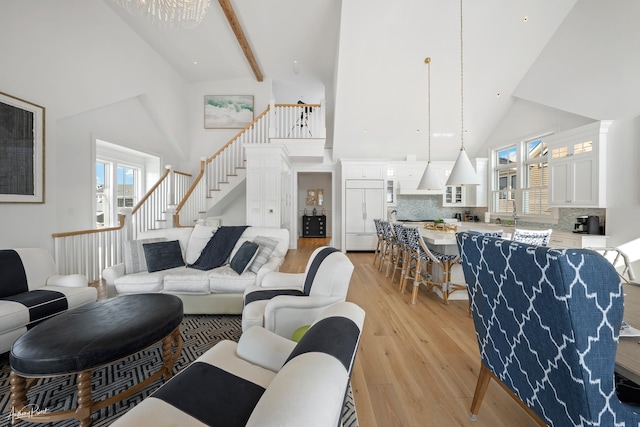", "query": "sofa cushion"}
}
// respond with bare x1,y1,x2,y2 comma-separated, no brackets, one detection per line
0,249,28,298
113,270,167,293
189,226,249,271
163,268,211,294
152,361,266,426
0,301,30,334
209,265,257,293
2,290,67,325
185,224,217,265
248,236,278,274
231,242,260,275
124,238,166,274
144,240,185,273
